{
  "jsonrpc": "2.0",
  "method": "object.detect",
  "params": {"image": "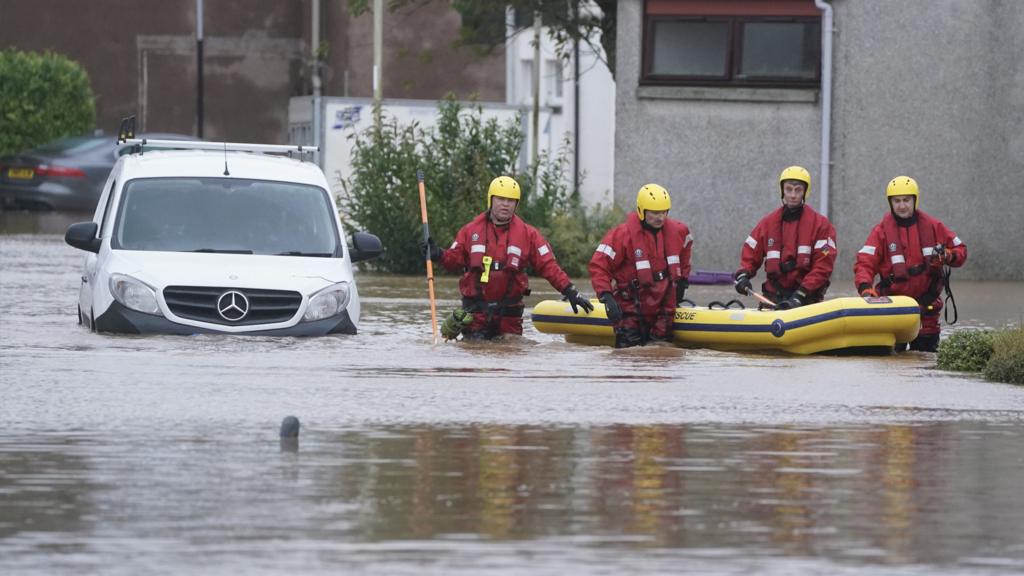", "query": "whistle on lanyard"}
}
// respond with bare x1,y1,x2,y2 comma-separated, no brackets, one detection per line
480,255,492,283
